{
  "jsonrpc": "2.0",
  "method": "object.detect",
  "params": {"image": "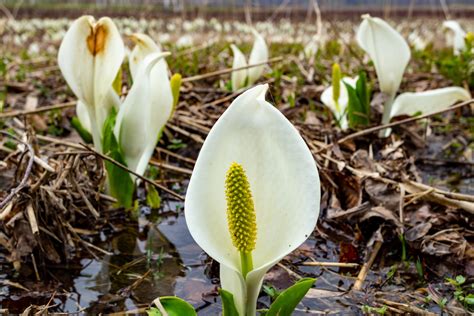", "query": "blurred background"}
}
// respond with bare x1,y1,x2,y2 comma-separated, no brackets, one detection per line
1,0,474,20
